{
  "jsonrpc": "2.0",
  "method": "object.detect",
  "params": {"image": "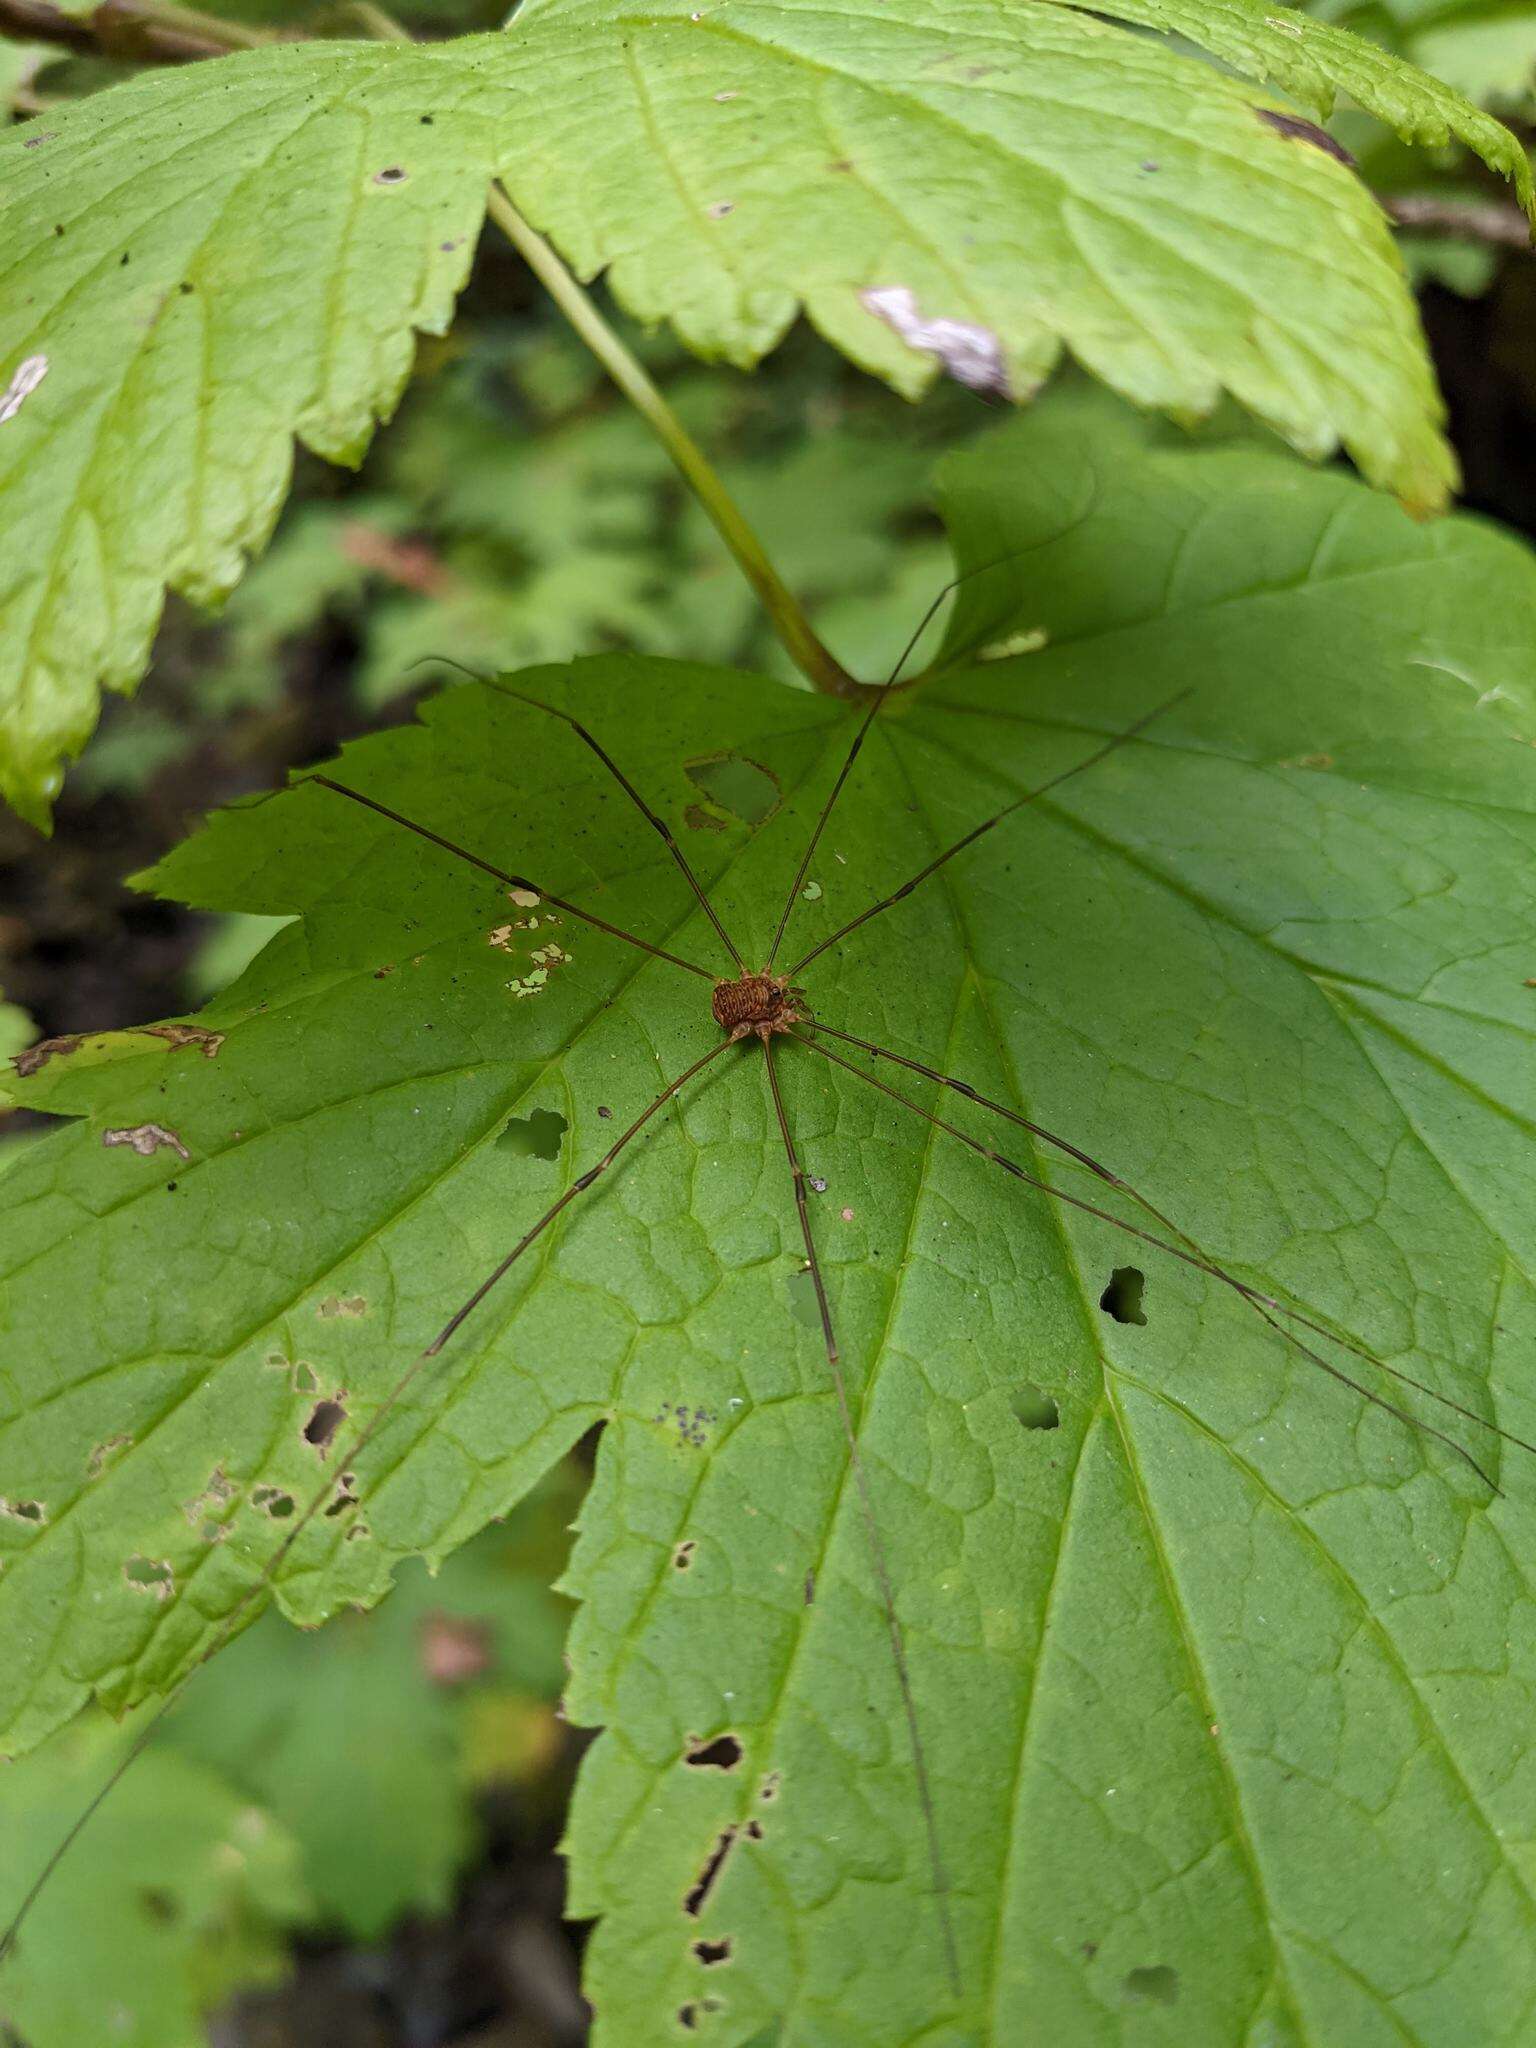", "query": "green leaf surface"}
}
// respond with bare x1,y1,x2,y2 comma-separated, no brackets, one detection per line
0,1715,309,2048
4,388,1536,2040
3,3,1531,819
